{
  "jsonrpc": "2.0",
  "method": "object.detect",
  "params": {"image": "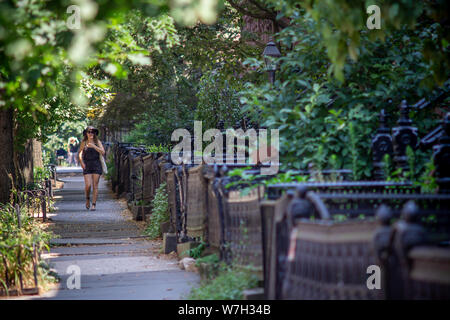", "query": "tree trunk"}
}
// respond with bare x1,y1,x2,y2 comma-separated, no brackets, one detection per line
0,108,15,204
16,138,34,188
32,139,44,169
